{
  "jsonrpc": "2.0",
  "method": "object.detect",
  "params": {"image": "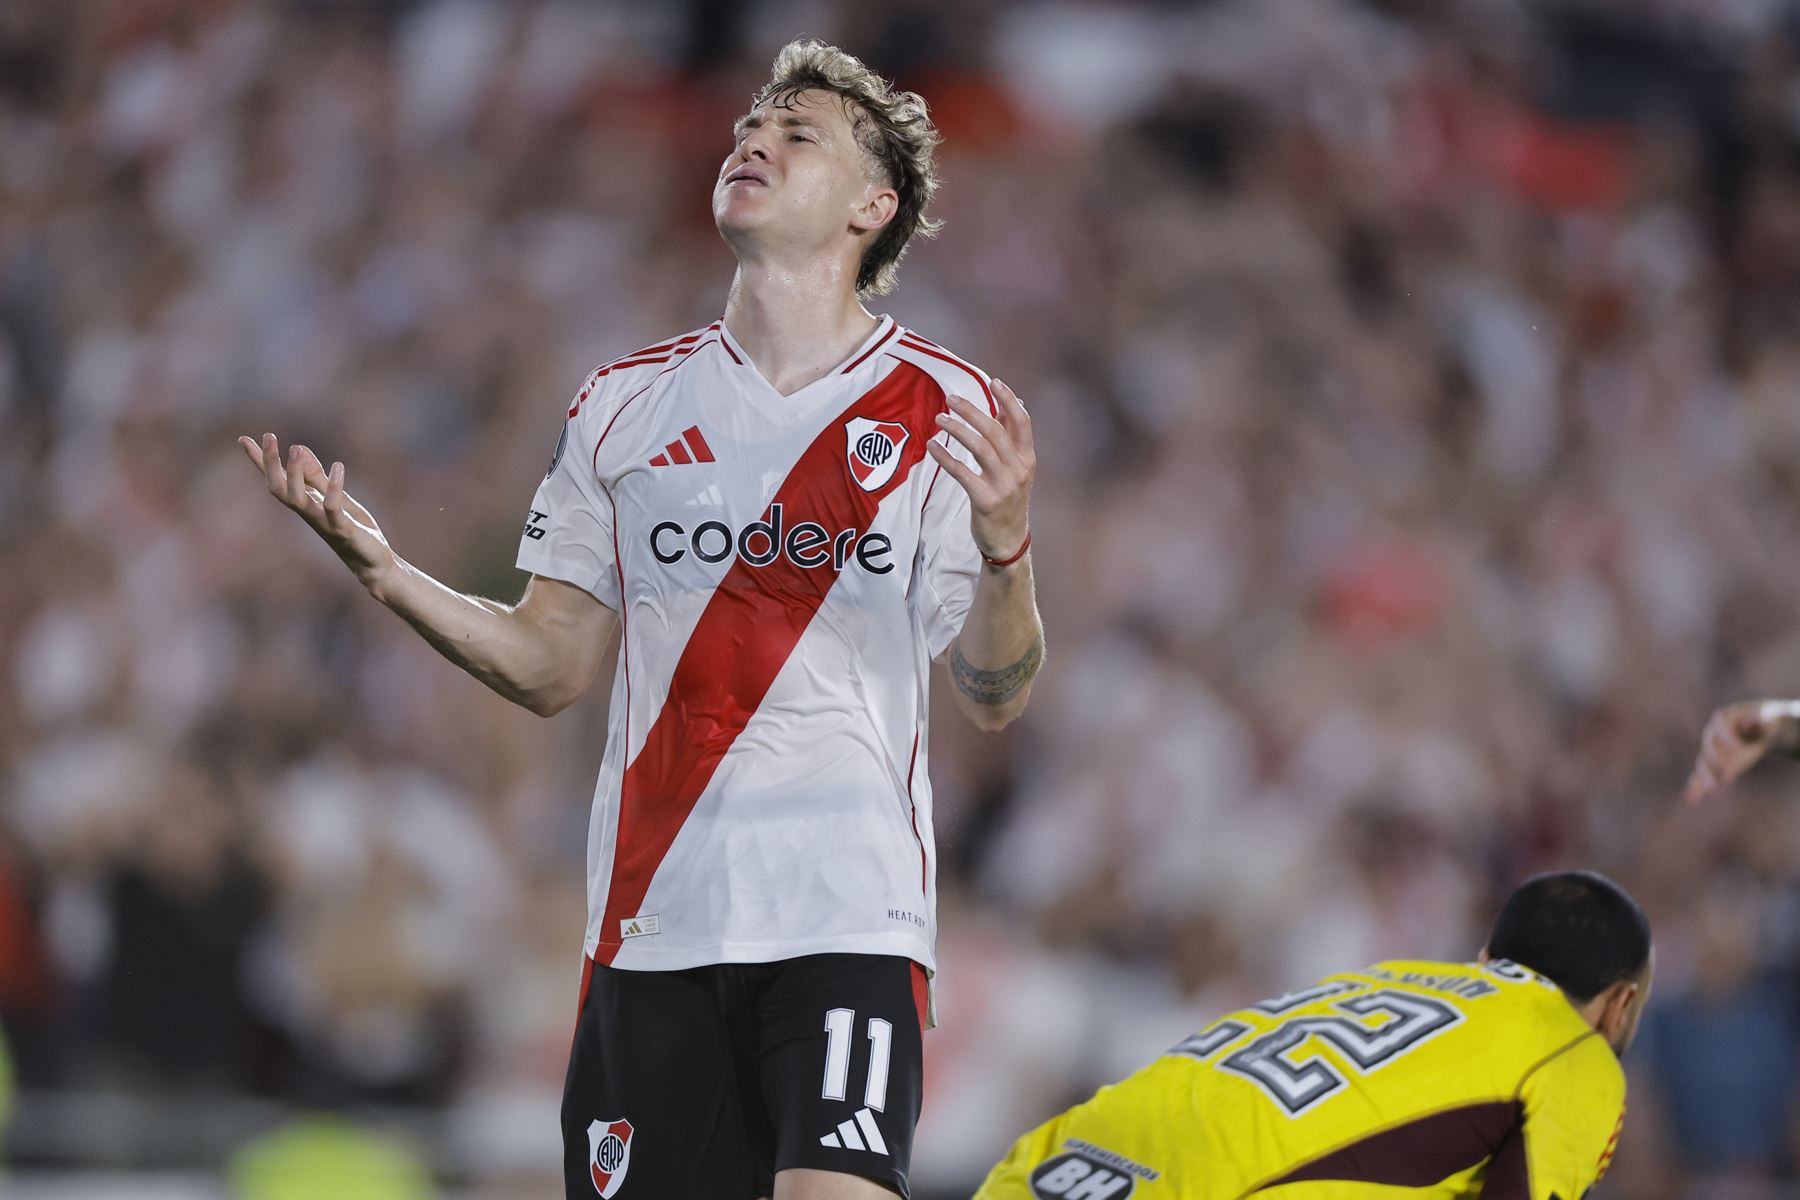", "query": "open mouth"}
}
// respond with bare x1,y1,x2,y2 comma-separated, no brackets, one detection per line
725,168,768,187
